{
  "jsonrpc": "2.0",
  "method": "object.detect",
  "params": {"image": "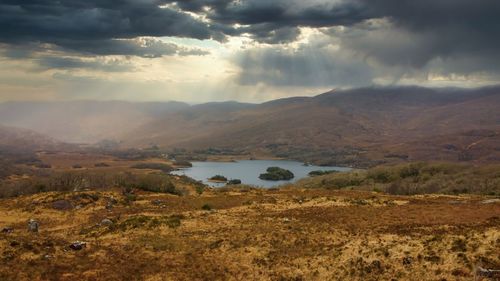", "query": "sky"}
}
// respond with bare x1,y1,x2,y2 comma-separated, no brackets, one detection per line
0,0,499,103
